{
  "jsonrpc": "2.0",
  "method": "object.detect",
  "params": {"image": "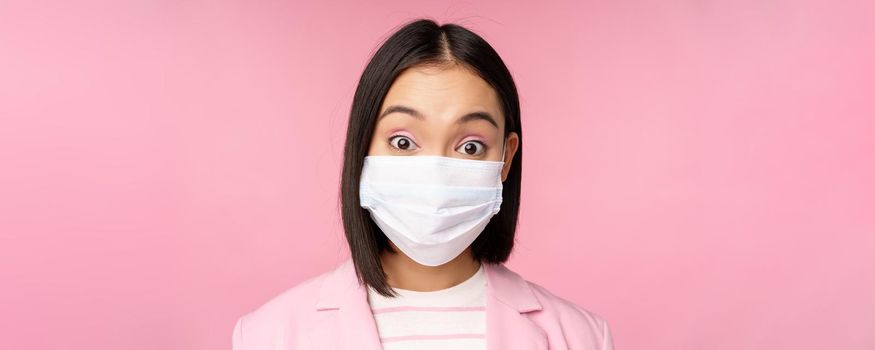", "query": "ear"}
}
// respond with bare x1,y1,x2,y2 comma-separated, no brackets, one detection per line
500,132,520,182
